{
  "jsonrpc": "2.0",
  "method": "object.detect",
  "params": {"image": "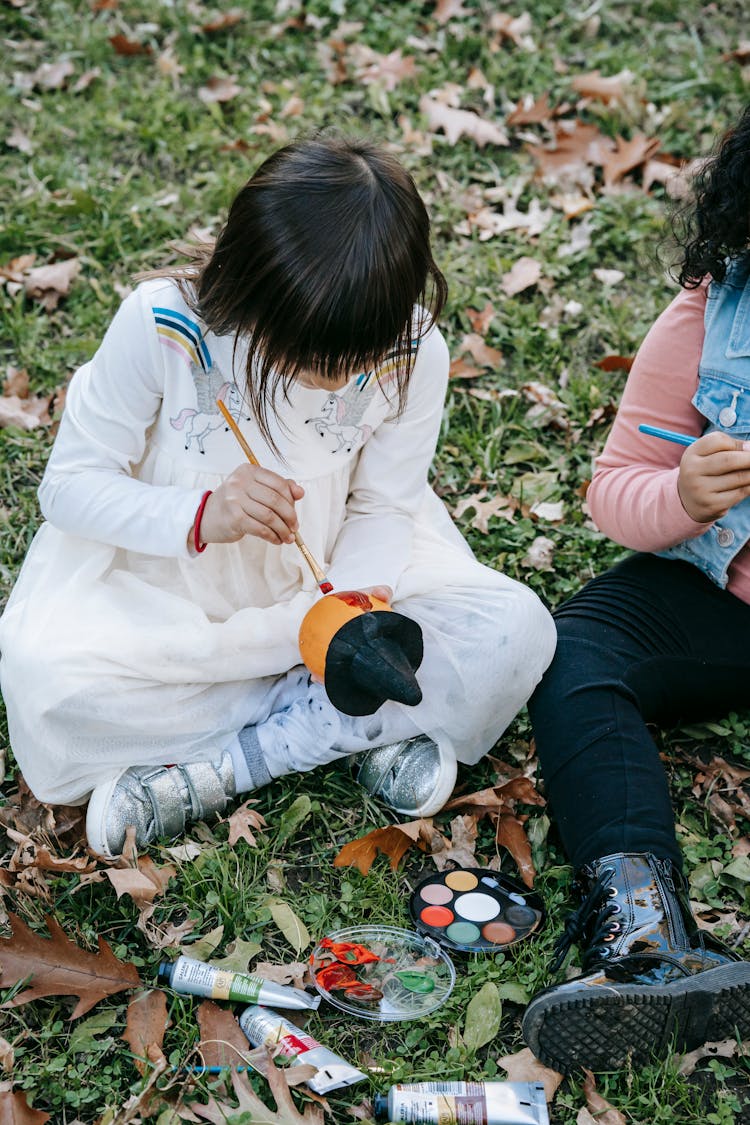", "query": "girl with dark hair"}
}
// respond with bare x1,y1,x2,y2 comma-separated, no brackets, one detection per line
0,136,555,858
521,108,750,1072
